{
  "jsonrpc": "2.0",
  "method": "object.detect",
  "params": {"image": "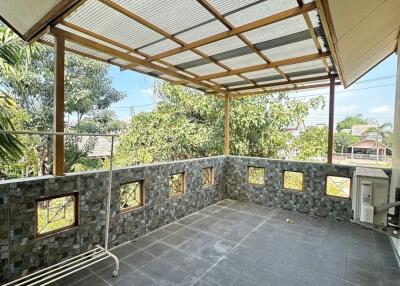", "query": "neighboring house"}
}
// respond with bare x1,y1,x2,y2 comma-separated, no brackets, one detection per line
77,136,119,159
350,138,390,156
